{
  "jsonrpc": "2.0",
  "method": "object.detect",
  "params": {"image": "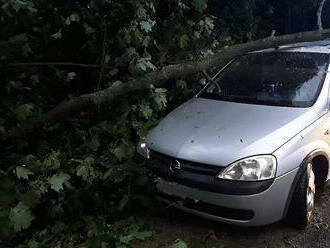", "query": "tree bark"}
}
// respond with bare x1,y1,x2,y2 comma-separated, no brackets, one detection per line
0,62,111,72
317,0,327,31
2,28,330,145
